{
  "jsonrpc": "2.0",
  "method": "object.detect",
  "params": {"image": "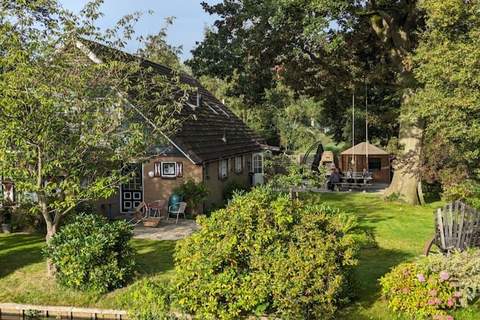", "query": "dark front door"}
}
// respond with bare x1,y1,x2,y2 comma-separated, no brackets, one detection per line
120,164,143,213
